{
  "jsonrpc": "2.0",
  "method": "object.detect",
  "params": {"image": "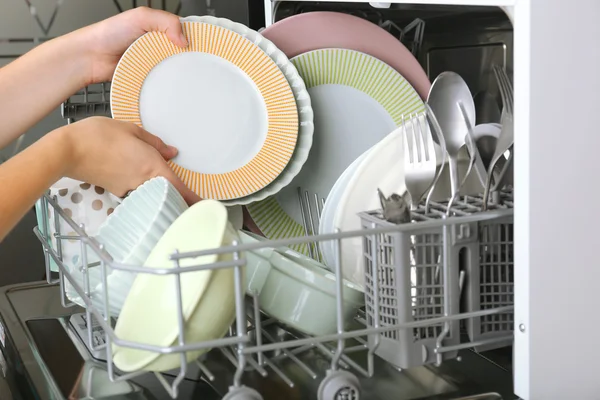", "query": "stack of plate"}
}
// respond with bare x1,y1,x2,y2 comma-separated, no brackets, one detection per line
242,12,430,256
110,16,314,205
109,12,448,293
238,12,495,291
